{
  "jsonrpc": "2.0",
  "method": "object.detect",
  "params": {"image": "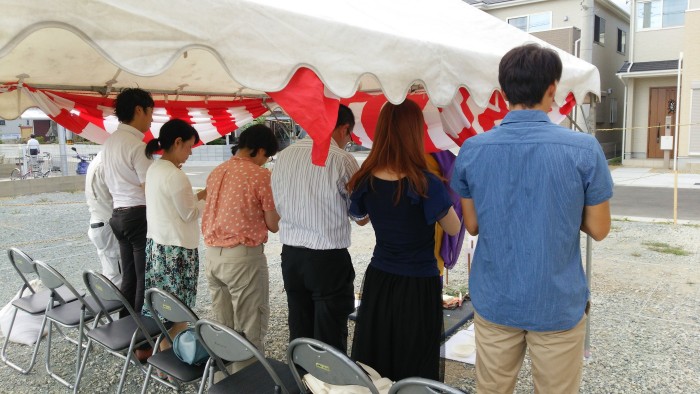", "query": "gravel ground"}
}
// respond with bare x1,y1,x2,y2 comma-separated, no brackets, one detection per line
0,192,698,393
